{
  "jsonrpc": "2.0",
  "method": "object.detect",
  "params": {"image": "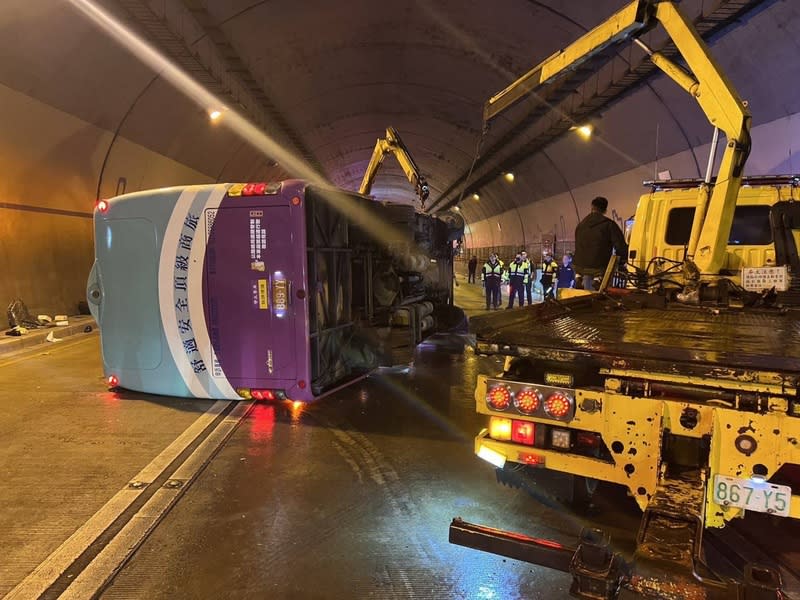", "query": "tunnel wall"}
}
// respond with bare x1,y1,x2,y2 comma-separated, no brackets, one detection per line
0,83,213,320
465,111,800,254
